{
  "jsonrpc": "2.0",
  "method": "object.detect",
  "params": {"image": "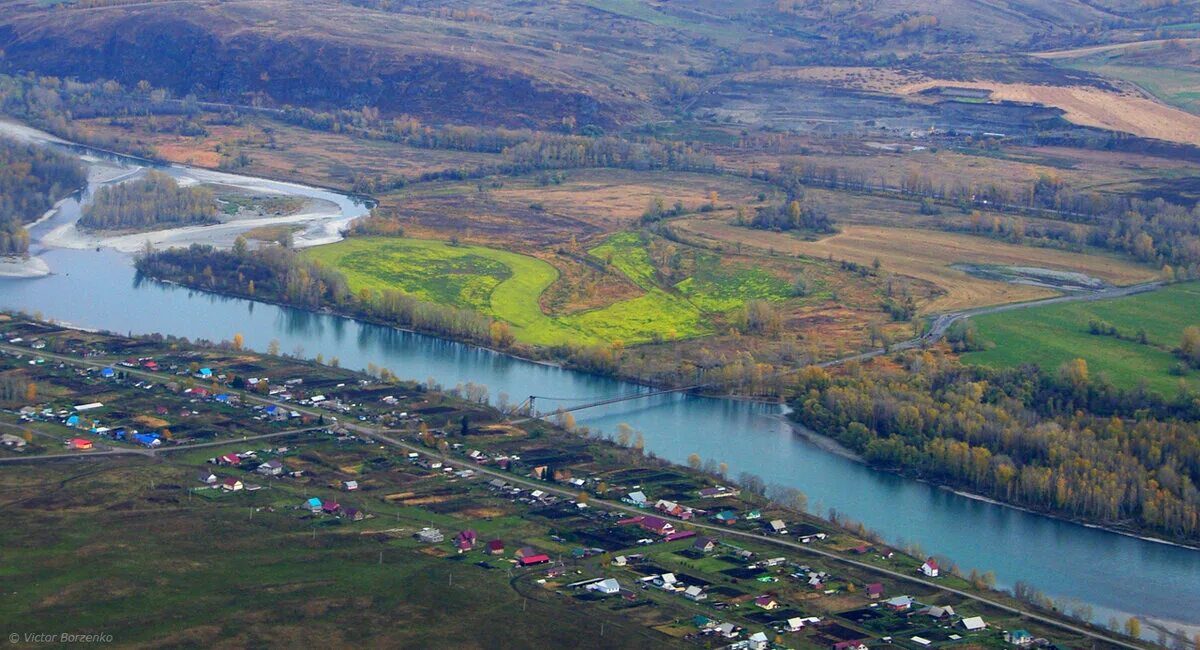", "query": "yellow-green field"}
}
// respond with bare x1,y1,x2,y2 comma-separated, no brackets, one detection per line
305,234,793,347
